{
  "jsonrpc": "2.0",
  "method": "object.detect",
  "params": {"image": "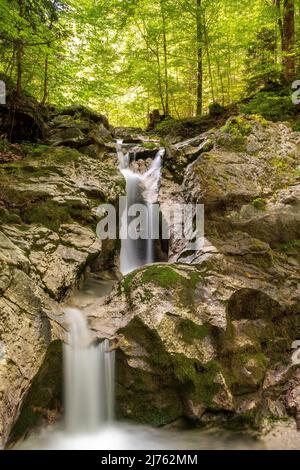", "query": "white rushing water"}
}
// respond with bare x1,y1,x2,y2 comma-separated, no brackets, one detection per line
64,308,115,434
117,140,164,274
